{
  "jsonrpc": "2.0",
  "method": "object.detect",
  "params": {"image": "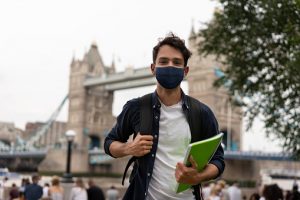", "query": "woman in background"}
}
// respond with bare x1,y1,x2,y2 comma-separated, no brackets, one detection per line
48,176,64,200
69,178,87,200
